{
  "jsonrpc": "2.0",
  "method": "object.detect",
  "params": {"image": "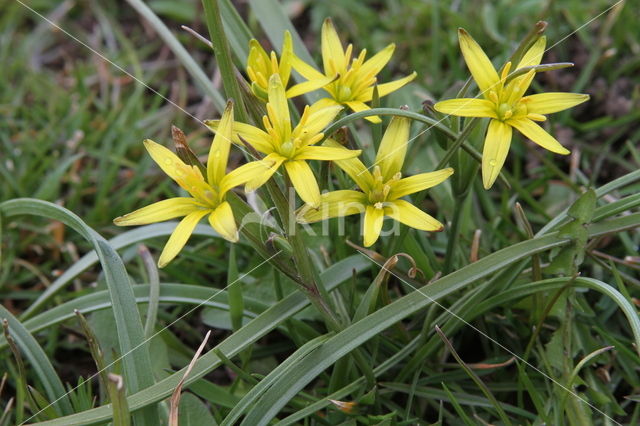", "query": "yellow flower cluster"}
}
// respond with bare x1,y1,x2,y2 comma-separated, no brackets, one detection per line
115,21,588,266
